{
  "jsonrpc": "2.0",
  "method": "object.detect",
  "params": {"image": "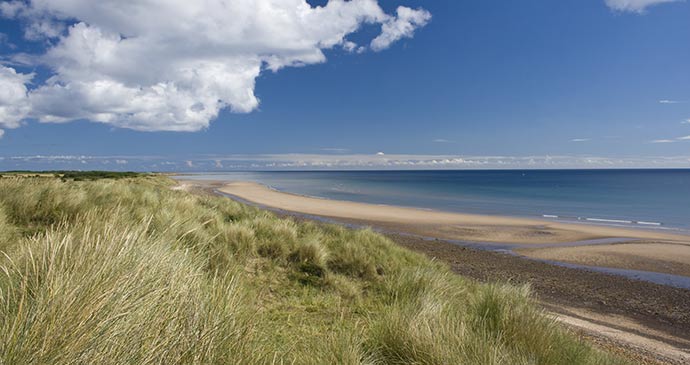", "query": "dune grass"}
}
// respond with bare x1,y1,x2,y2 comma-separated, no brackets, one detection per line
0,175,626,364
